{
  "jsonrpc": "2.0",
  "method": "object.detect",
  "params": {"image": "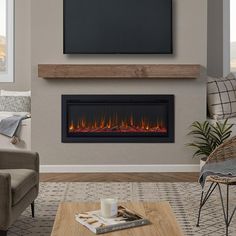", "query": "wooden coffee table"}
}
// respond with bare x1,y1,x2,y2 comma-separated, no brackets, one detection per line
51,202,184,236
